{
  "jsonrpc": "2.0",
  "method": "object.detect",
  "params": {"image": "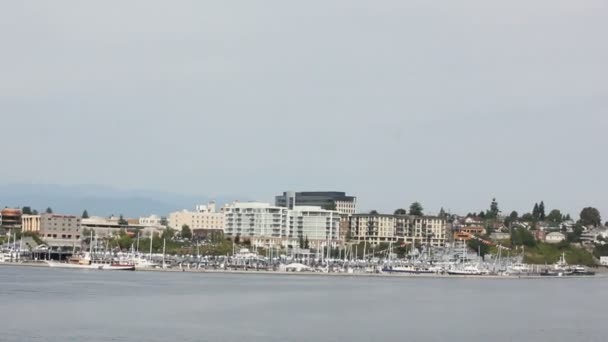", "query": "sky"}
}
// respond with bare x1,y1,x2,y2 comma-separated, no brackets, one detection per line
0,1,606,217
